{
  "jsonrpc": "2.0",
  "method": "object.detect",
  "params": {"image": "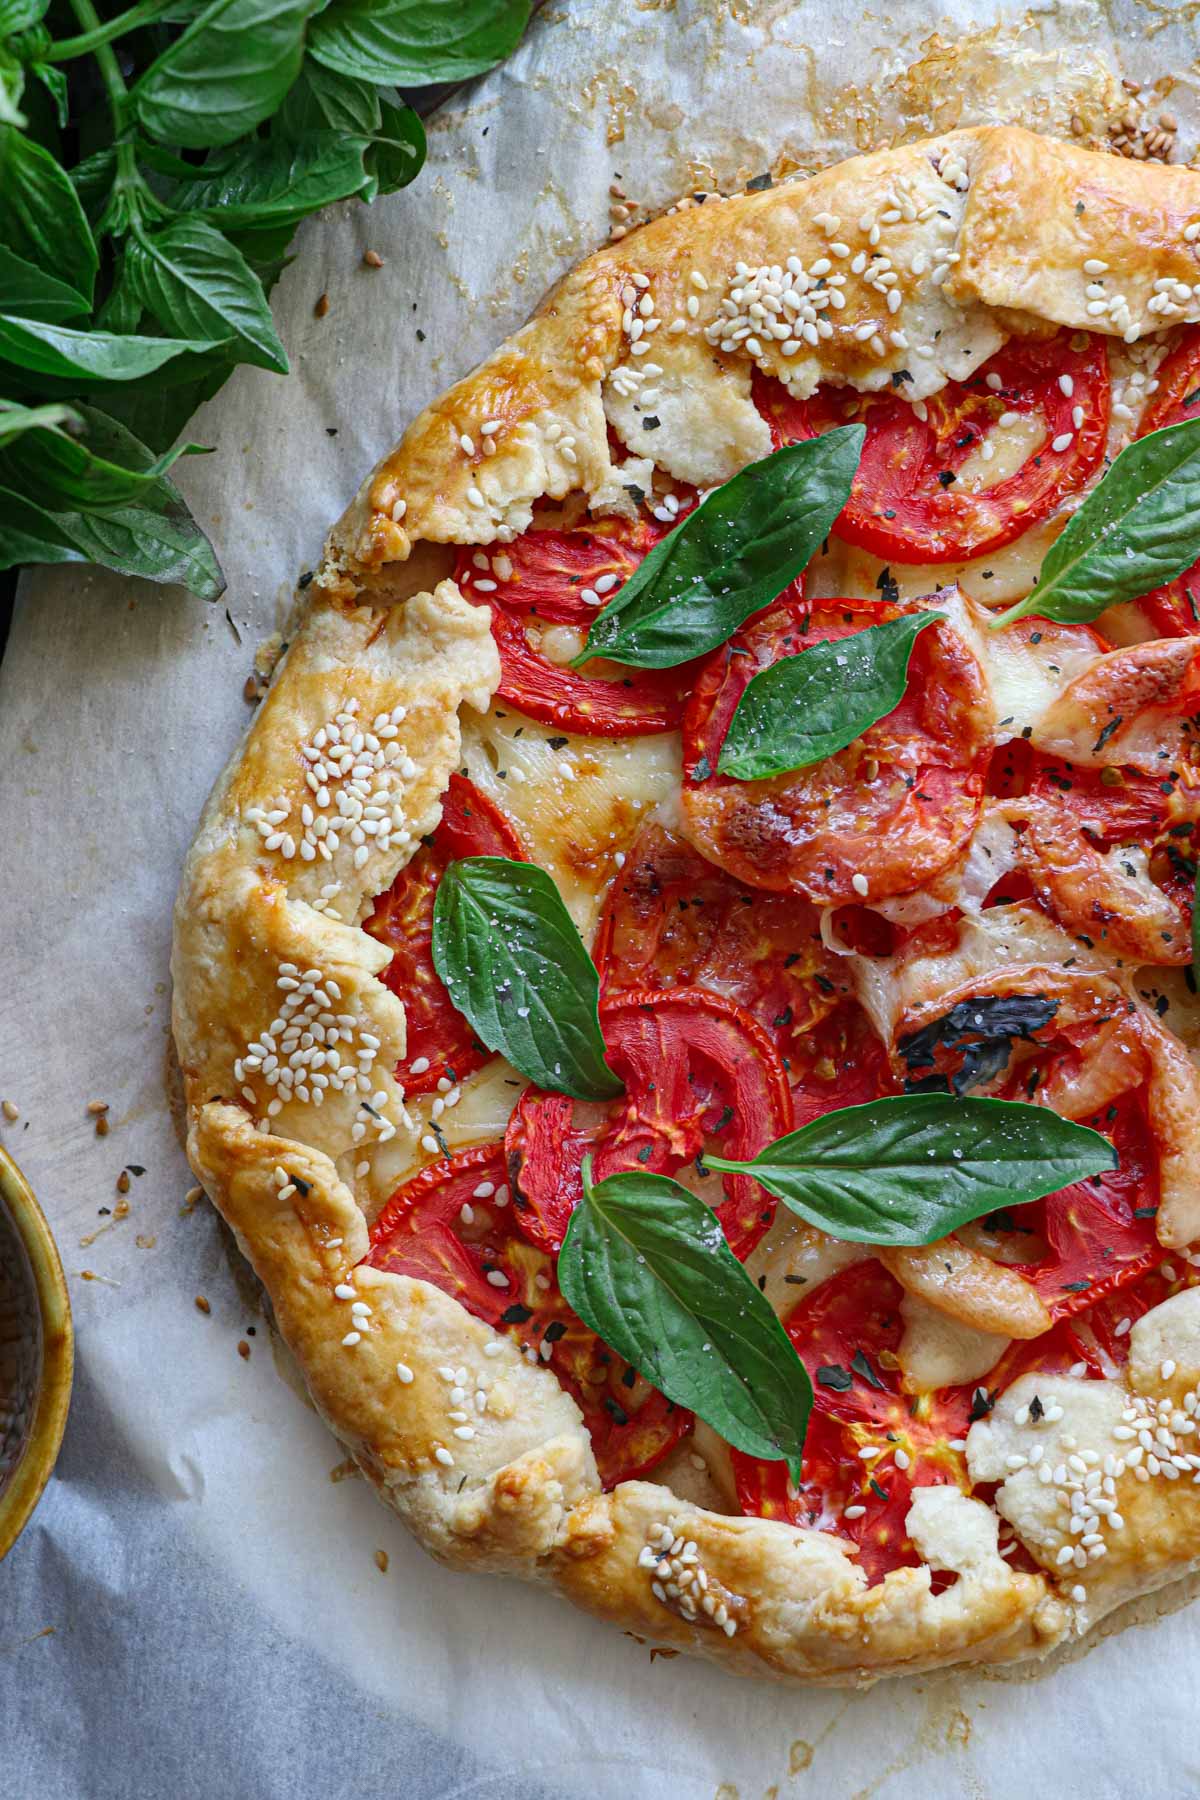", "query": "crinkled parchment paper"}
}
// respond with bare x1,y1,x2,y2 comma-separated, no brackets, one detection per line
4,3,1200,1796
